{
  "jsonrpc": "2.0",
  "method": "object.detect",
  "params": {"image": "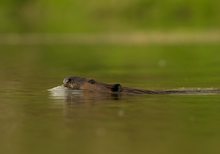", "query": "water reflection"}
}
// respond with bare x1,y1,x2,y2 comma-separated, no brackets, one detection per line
49,85,220,105
48,86,121,104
